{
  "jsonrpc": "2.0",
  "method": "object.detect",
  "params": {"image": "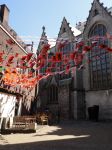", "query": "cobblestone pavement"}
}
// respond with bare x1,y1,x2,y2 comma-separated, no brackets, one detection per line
0,120,112,150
